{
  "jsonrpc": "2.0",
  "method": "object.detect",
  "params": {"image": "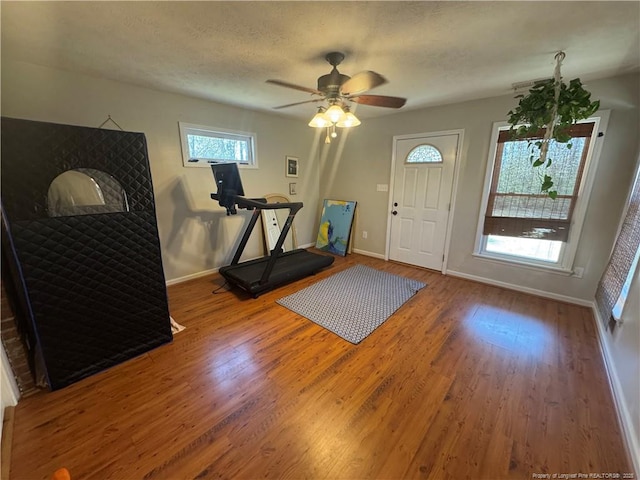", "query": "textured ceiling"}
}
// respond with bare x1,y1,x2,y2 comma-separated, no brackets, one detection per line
1,1,639,120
